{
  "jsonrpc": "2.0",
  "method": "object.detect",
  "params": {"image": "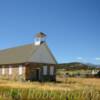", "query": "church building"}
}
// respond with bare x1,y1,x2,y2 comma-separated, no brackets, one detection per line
0,32,57,81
